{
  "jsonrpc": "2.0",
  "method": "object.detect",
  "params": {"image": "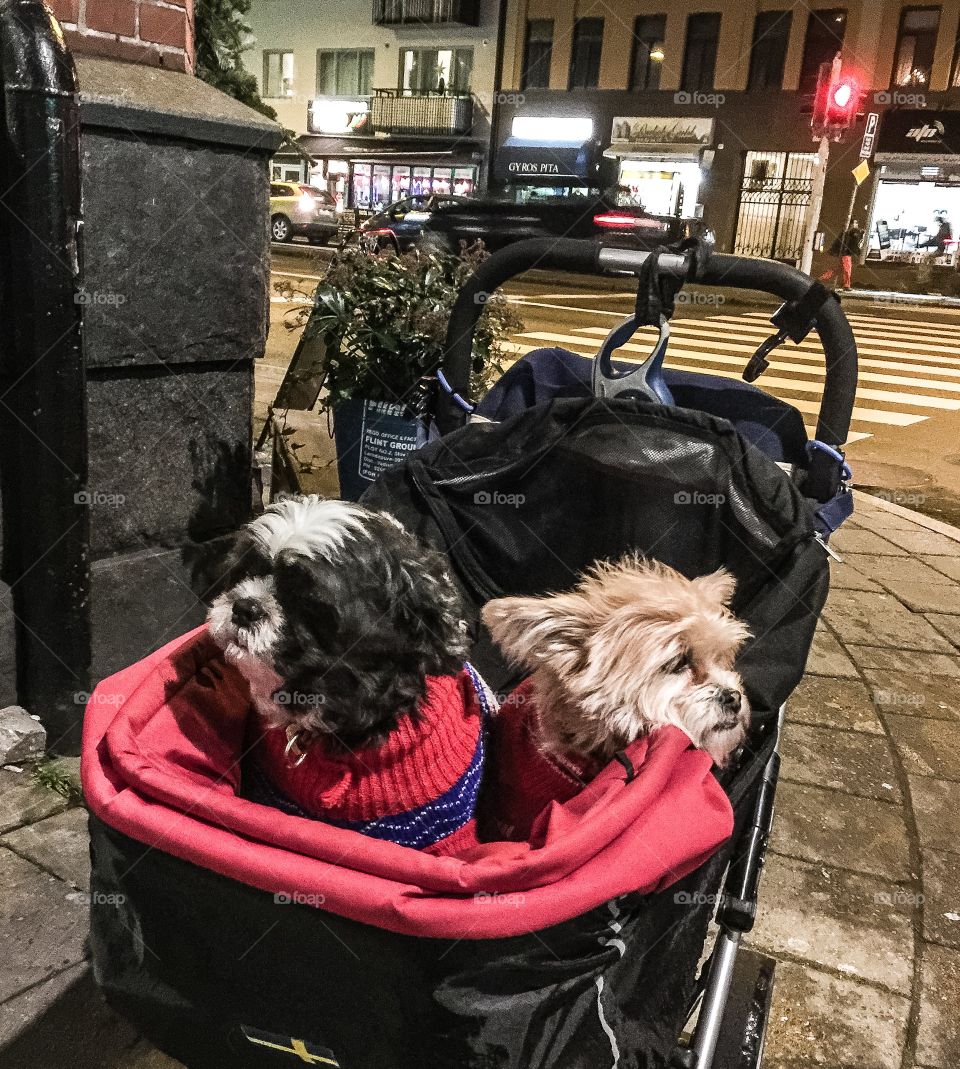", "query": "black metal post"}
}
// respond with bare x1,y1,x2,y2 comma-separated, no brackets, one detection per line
0,0,90,751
